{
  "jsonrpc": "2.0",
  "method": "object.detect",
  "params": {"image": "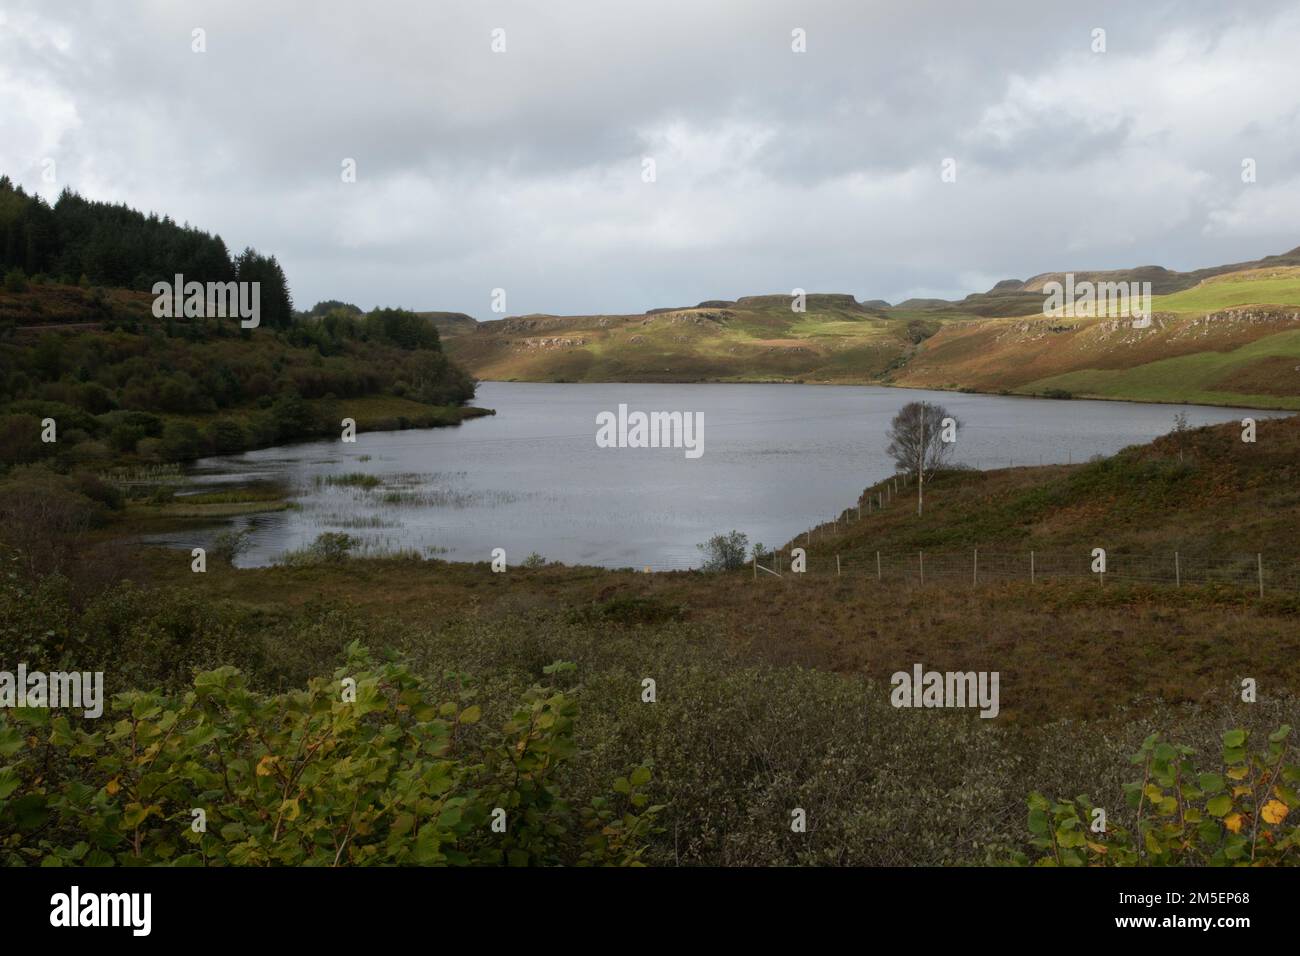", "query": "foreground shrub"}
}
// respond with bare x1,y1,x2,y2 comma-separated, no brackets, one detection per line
0,646,661,866
7,559,1296,867
209,528,251,567
281,532,357,565
0,467,108,576
1017,725,1298,866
